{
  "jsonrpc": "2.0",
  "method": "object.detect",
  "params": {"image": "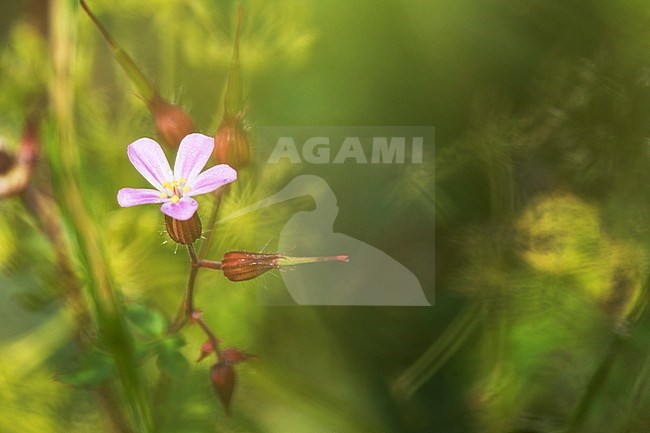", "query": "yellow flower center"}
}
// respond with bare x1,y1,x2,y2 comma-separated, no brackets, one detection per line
160,178,189,203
